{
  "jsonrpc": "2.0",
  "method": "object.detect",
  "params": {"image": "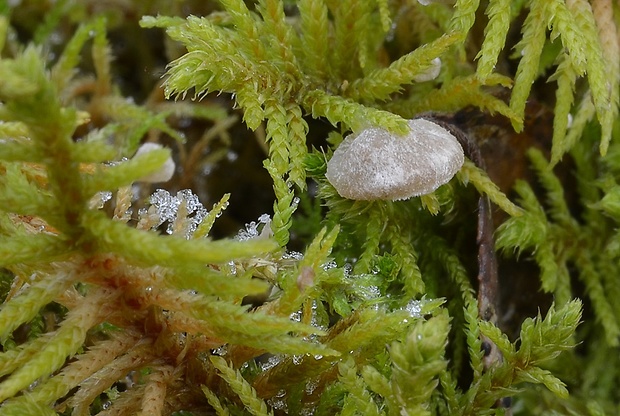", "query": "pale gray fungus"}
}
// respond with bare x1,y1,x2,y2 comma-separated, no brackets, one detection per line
325,119,464,201
413,57,442,83
135,142,175,183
